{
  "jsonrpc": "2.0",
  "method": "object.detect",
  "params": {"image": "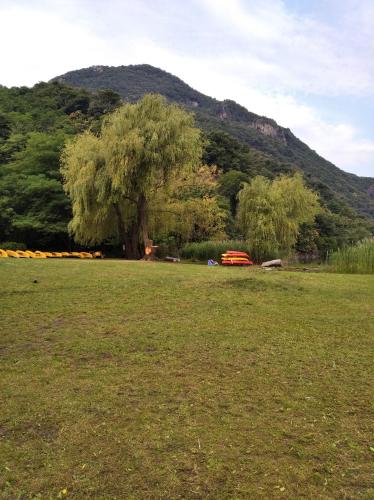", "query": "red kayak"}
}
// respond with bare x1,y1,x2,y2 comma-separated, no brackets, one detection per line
223,250,251,258
221,259,253,266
